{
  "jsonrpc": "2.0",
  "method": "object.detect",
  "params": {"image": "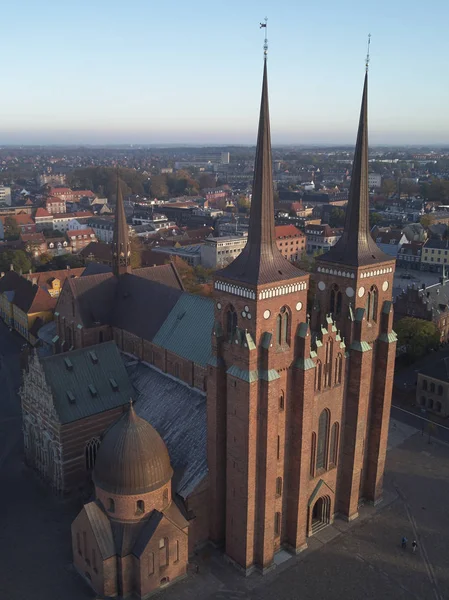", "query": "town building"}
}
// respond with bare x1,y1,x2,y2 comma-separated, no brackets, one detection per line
394,278,449,342
200,235,247,268
305,224,341,254
37,173,67,187
46,196,67,214
23,268,85,297
416,357,449,417
87,217,115,243
397,241,424,270
368,173,382,188
35,207,54,231
46,237,70,255
21,57,396,595
52,211,94,232
152,244,202,267
67,228,97,252
0,185,12,206
275,224,306,261
373,228,408,258
20,232,47,257
421,239,449,273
